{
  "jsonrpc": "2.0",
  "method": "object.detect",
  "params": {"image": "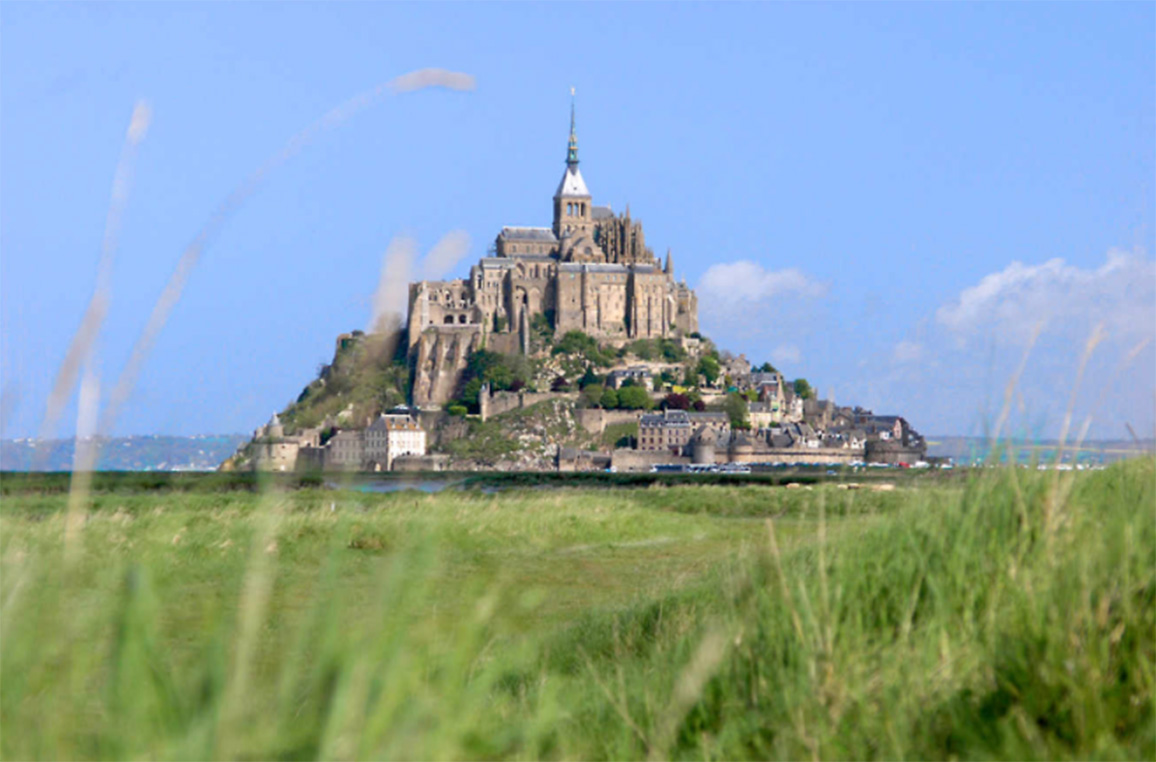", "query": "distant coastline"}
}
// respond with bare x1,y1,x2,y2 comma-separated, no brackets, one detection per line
925,436,1155,465
1,435,249,472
